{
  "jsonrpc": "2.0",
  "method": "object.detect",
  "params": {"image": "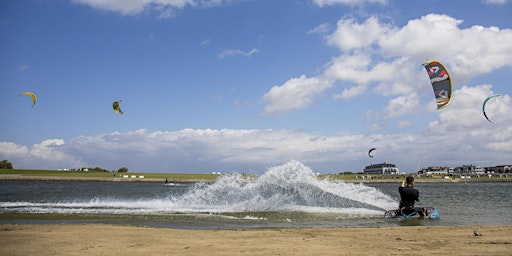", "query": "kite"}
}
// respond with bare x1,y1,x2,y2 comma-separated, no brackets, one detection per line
18,91,37,108
423,60,452,110
112,100,123,115
368,147,377,158
482,94,503,123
